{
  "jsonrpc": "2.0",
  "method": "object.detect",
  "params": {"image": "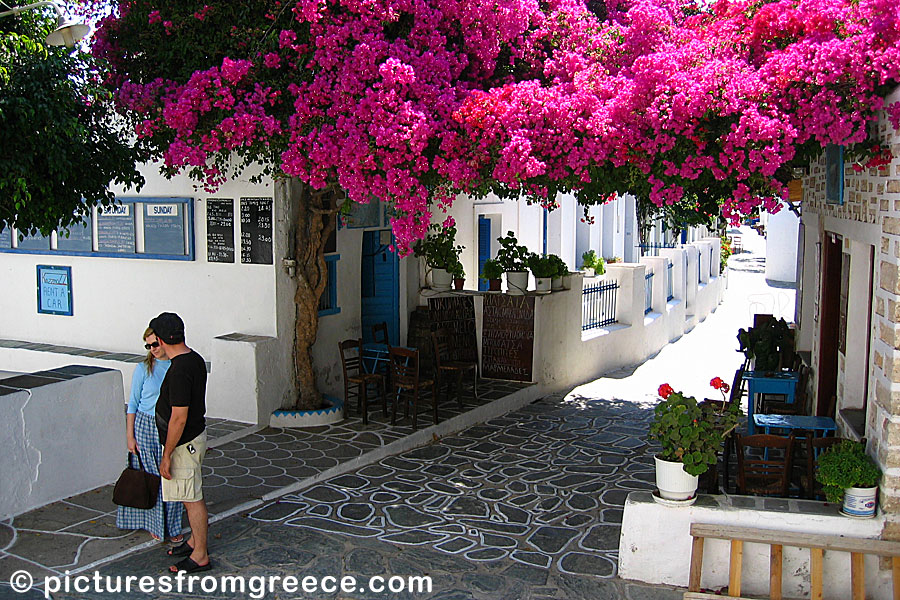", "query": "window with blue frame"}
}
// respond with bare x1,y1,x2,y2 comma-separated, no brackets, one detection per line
825,144,844,205
318,254,341,316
